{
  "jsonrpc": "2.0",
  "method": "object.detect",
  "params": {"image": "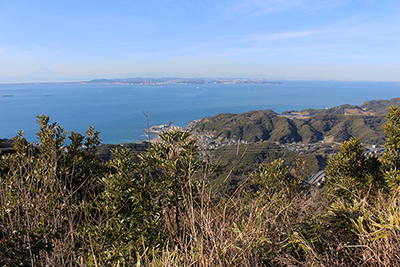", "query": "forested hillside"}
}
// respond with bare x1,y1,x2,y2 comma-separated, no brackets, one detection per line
195,98,400,145
1,106,400,266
